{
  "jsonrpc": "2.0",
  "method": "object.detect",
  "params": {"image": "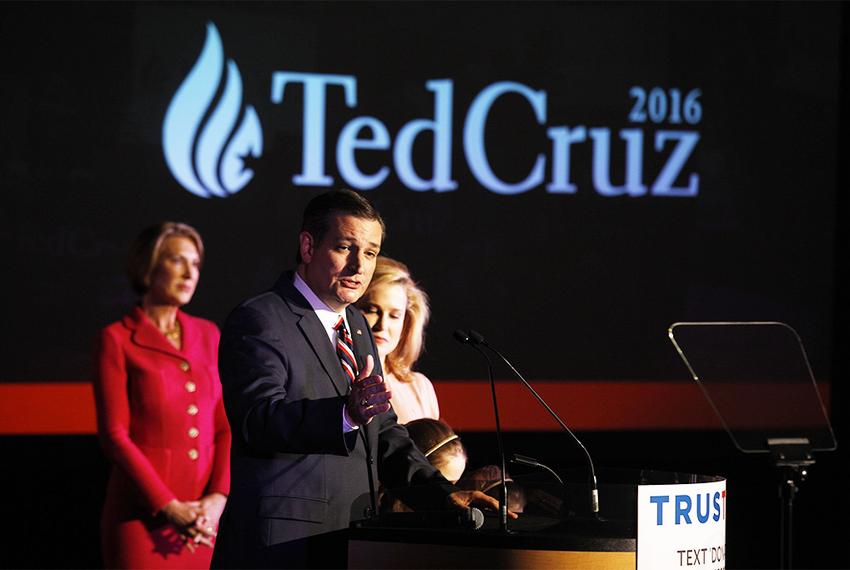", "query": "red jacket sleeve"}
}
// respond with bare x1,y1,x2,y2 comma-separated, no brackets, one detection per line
93,327,176,513
206,395,231,496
